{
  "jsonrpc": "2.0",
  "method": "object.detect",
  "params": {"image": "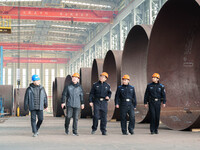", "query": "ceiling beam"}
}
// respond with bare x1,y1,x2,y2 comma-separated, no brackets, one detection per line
0,6,118,23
